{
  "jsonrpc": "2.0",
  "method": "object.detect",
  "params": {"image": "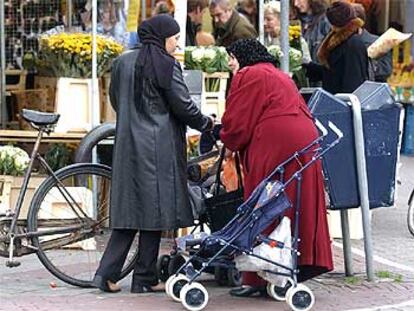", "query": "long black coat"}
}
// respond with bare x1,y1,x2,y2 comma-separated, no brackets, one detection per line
109,49,210,230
